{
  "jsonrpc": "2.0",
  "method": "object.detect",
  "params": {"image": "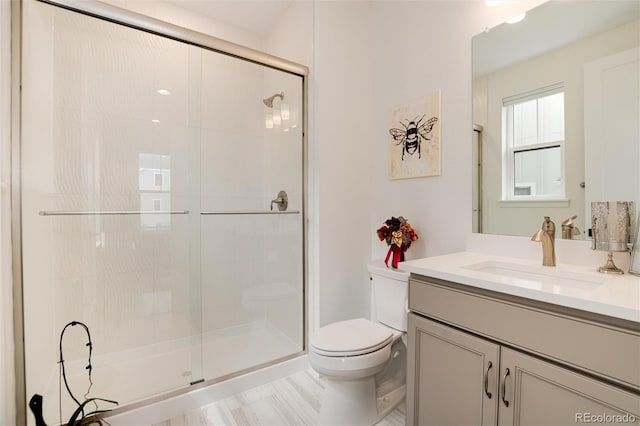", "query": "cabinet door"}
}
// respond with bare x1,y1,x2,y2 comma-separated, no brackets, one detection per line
407,313,500,426
499,347,640,426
